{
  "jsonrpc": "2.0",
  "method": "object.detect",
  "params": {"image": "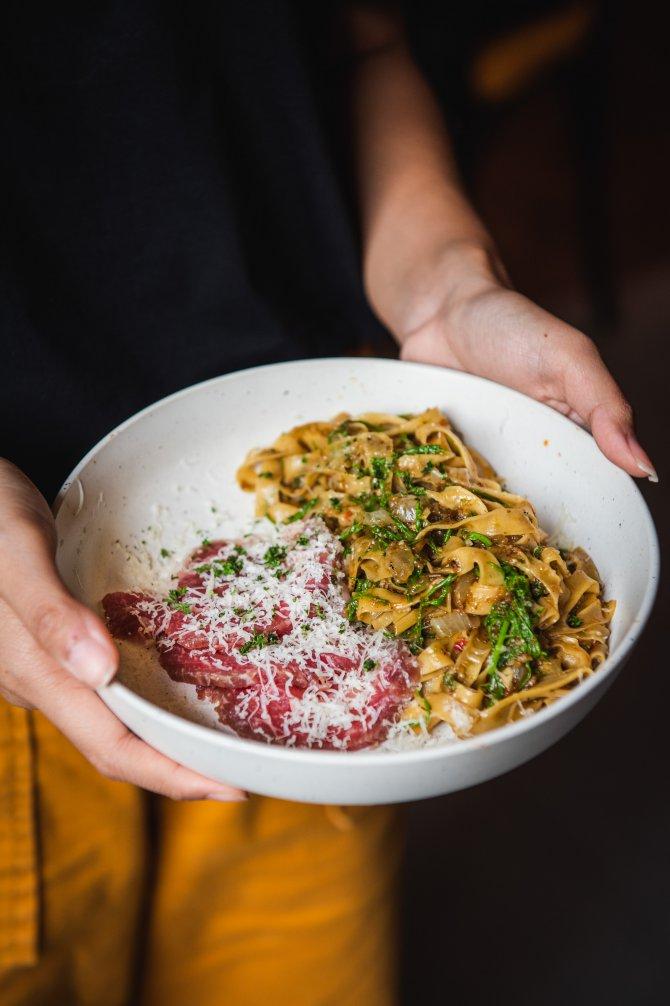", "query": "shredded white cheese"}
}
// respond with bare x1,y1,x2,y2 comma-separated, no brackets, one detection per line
131,517,414,749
